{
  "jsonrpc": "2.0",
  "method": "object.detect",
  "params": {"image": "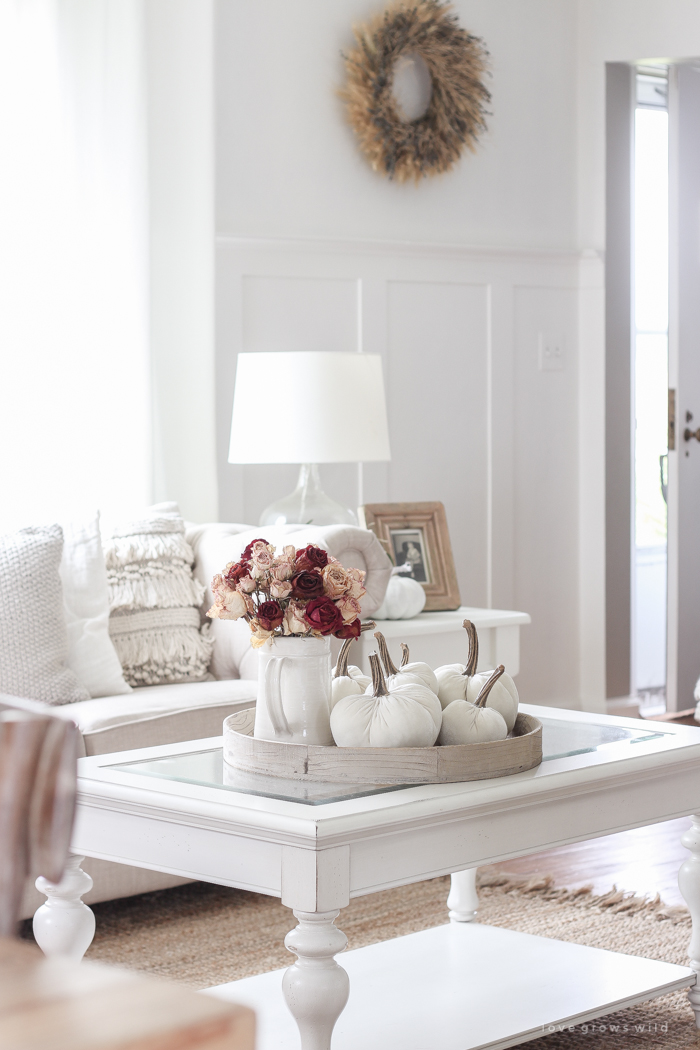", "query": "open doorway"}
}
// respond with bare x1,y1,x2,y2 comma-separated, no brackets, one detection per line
607,60,700,717
632,68,668,715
